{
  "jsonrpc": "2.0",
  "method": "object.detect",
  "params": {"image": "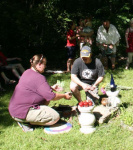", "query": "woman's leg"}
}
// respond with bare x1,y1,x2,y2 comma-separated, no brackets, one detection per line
12,64,25,79
1,72,9,81
125,52,132,69
26,106,60,126
17,64,25,73
0,72,16,84
5,63,25,79
12,68,21,79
